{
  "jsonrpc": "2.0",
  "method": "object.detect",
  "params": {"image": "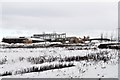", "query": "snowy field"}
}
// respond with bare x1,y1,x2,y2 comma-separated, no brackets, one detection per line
0,47,118,79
